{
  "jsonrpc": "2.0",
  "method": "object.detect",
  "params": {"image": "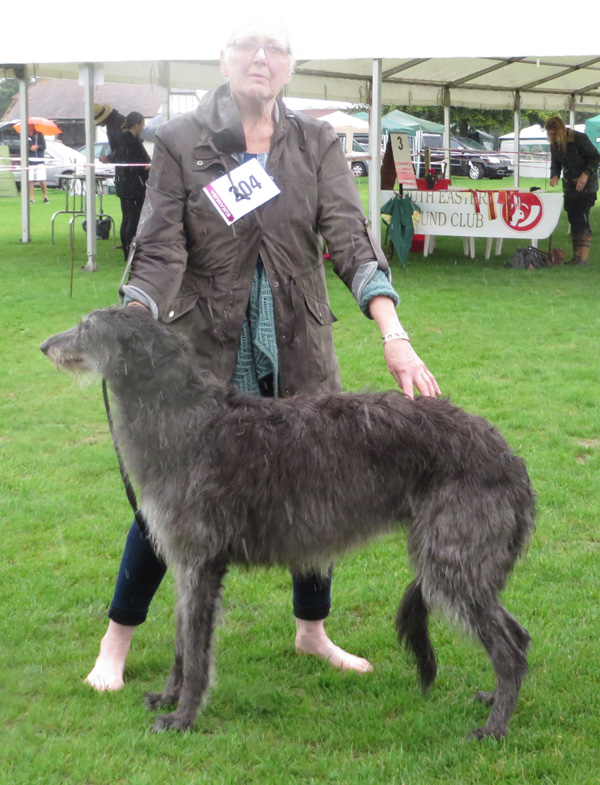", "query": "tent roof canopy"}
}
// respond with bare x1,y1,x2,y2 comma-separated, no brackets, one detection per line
4,55,600,112
381,109,444,133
